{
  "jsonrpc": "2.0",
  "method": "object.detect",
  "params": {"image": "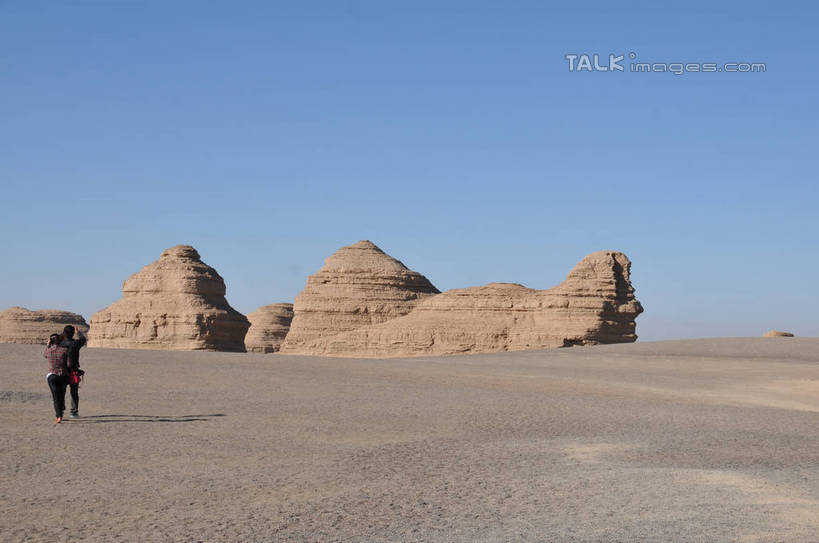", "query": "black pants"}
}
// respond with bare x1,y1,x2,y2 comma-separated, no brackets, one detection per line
69,382,79,416
47,374,68,418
